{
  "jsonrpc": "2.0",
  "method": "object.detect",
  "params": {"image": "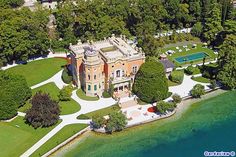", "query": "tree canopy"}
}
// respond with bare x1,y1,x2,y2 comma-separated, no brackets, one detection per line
190,84,205,98
217,35,236,89
0,7,50,65
0,70,31,120
25,92,60,128
133,59,168,103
